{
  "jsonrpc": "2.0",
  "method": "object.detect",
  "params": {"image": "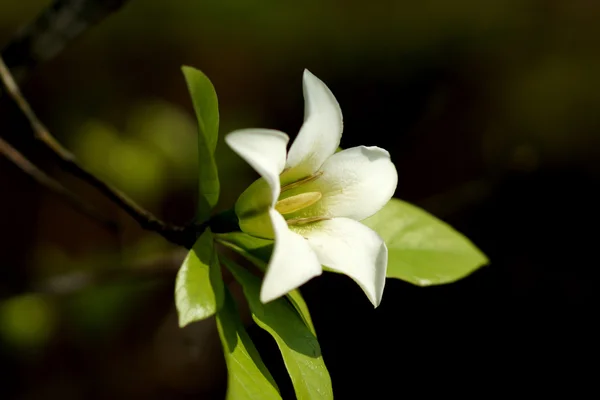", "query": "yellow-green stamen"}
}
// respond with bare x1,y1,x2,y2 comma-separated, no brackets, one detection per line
275,192,322,215
281,171,324,192
286,216,329,226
